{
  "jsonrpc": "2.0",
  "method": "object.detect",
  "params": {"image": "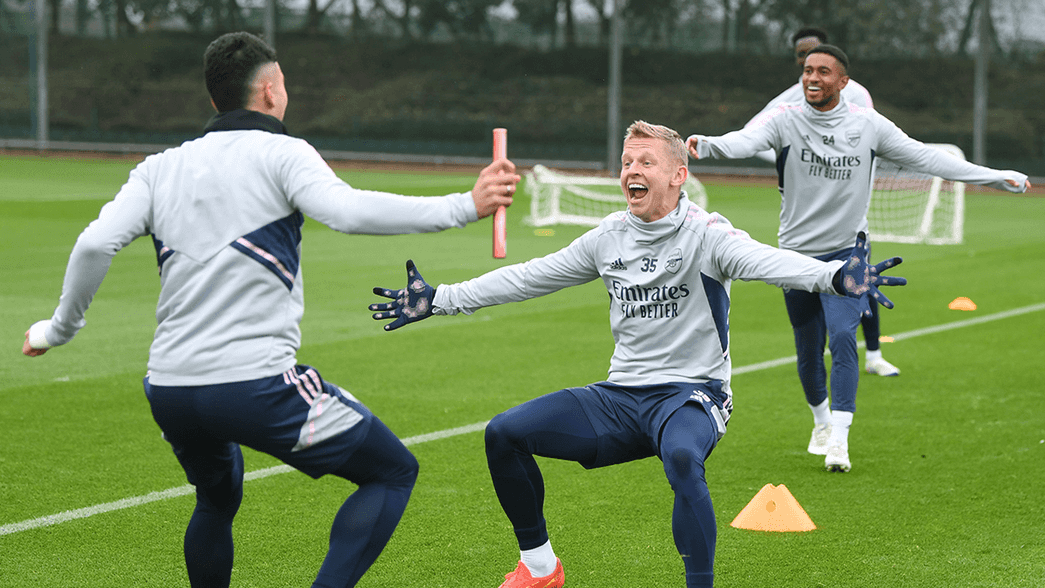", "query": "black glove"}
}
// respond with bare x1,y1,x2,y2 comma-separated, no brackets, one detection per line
834,232,907,309
369,260,436,331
